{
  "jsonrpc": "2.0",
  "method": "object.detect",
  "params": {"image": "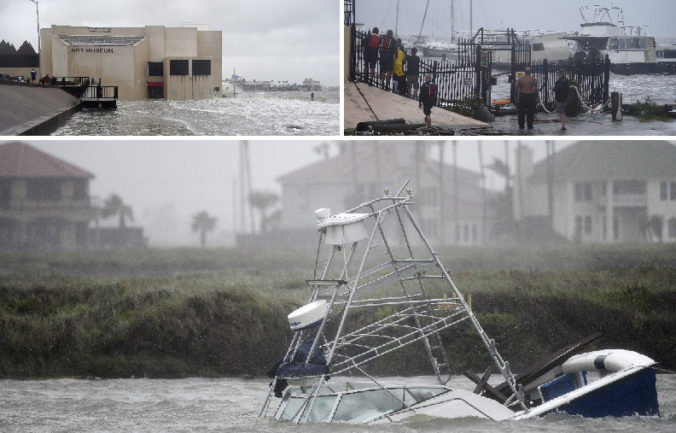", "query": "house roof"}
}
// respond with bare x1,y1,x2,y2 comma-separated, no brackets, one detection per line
0,142,94,179
530,141,676,182
277,142,481,186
